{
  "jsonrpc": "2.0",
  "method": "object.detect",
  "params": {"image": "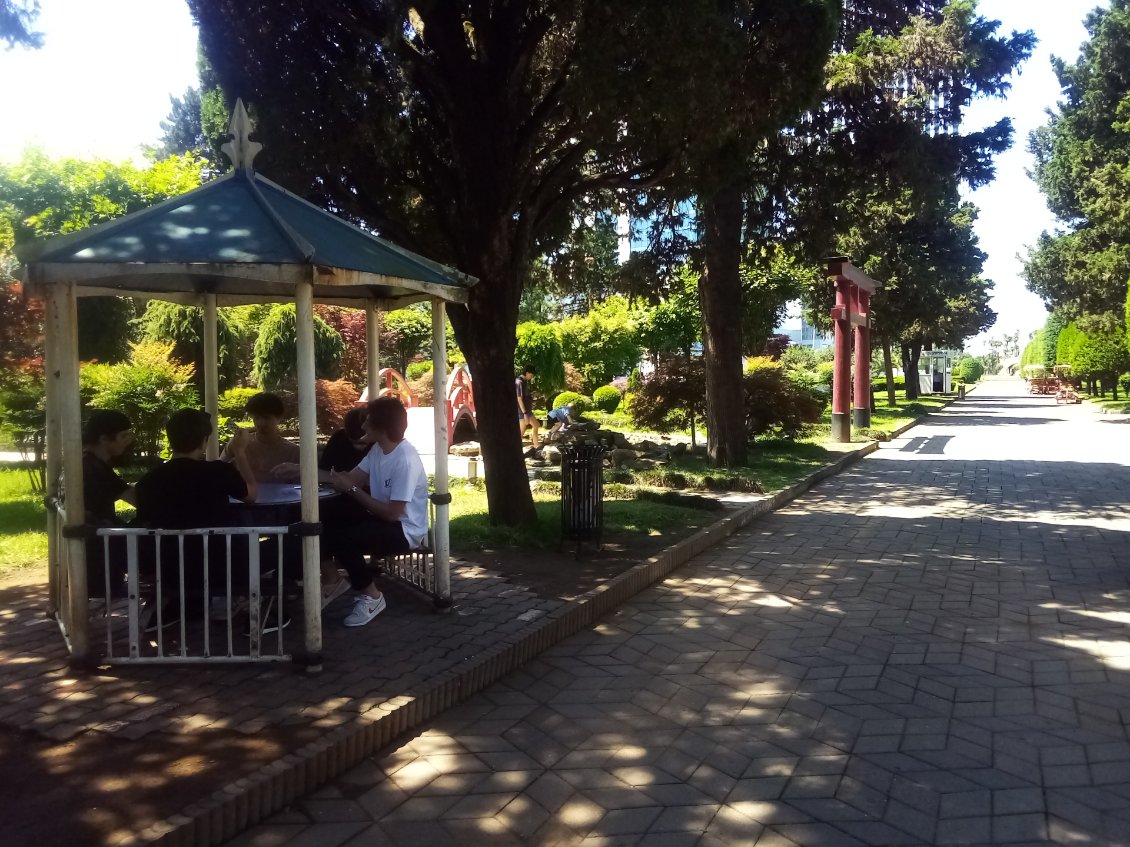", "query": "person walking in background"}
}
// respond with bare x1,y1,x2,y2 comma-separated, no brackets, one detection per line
221,392,299,482
516,364,539,449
